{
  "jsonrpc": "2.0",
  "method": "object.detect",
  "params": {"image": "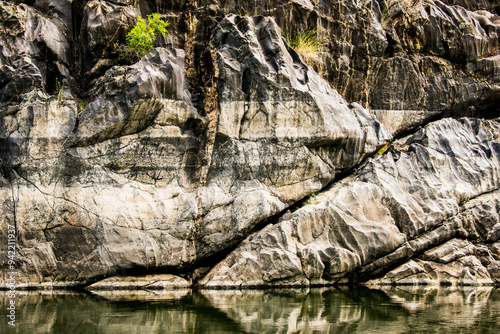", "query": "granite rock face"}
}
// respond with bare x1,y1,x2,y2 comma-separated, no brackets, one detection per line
0,1,72,102
199,118,500,287
0,0,499,288
0,4,388,287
